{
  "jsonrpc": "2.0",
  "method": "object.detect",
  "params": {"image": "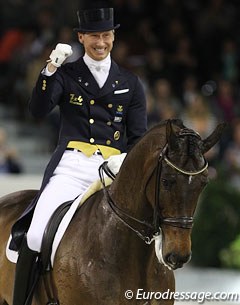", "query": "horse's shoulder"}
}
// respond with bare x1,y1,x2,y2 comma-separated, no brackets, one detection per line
0,189,38,208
